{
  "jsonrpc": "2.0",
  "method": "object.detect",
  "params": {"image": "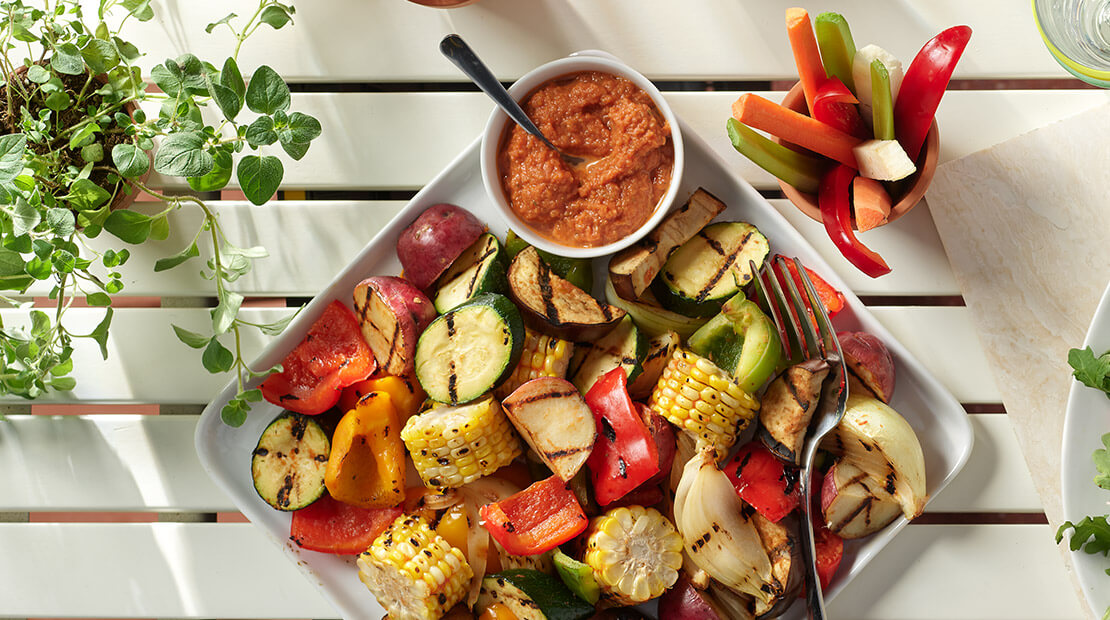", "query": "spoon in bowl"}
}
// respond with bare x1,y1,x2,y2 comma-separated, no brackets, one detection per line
439,34,587,169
